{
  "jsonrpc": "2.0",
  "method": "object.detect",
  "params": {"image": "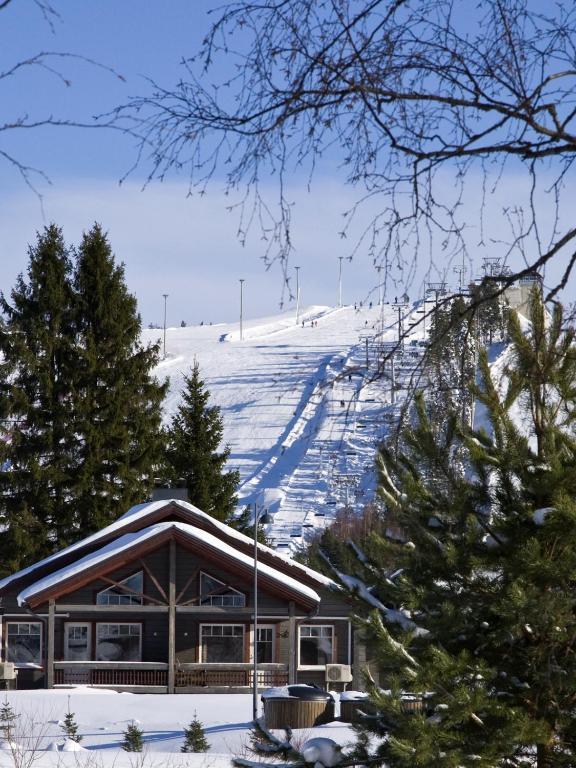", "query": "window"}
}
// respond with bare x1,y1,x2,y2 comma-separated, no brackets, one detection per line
6,623,42,666
200,572,245,607
256,626,274,663
96,572,143,605
64,623,91,661
96,624,141,661
299,625,334,668
200,624,244,663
